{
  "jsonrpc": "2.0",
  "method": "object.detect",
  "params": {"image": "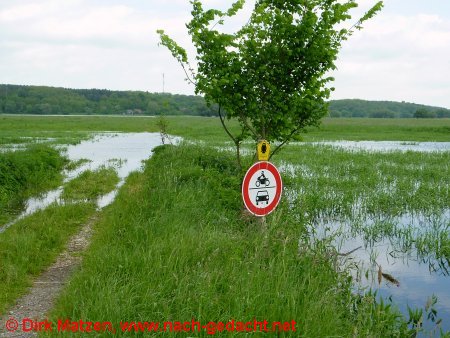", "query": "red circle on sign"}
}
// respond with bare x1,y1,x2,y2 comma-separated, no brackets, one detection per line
242,161,283,217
